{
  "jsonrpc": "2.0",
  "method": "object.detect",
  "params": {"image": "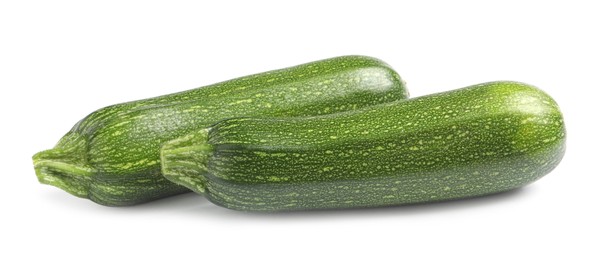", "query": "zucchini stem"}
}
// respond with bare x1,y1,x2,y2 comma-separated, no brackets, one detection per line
160,128,213,194
32,132,95,198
